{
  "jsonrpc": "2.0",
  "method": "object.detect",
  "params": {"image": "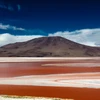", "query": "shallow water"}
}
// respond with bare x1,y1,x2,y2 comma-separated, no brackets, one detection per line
0,58,100,100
